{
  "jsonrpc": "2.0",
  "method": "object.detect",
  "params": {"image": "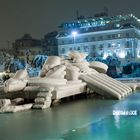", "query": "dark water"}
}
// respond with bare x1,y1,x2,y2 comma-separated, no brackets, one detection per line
0,92,140,140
